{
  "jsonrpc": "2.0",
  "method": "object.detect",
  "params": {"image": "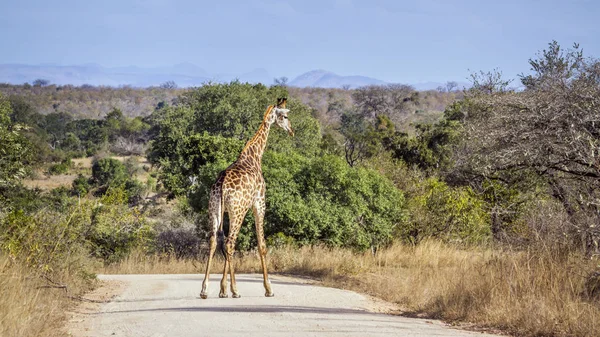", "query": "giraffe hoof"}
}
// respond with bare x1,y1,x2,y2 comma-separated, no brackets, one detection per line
219,292,228,298
199,292,208,299
232,293,241,298
265,292,275,297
